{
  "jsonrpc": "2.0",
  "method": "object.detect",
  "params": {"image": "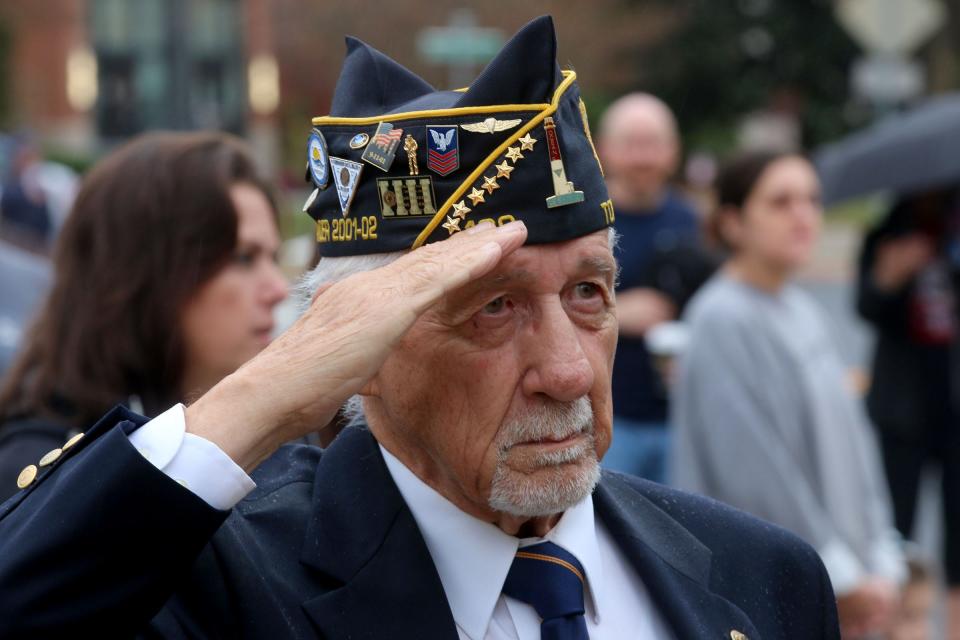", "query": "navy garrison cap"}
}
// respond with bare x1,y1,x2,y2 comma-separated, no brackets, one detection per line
303,15,613,257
